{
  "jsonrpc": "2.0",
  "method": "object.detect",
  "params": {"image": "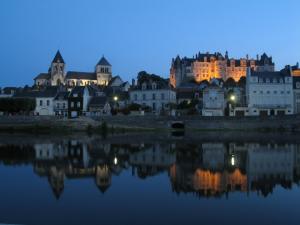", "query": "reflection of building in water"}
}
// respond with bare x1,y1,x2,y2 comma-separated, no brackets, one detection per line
294,145,300,182
247,143,295,196
1,140,300,199
193,169,247,196
95,165,111,193
202,143,226,171
130,143,176,178
170,143,297,198
48,166,65,199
